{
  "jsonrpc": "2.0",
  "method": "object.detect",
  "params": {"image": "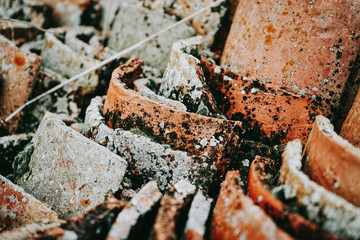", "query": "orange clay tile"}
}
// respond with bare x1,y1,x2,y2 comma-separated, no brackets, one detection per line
0,175,59,232
103,58,245,174
304,115,360,207
201,58,321,145
247,156,338,240
0,36,42,133
211,170,292,240
341,90,360,147
220,0,360,116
